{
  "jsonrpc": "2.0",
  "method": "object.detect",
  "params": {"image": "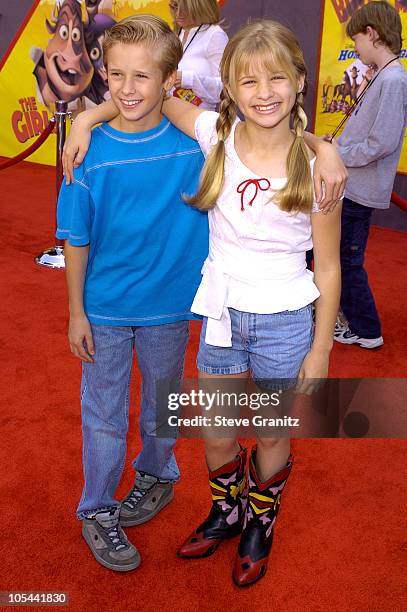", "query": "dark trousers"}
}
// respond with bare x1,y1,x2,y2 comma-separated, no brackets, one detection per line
340,197,381,338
